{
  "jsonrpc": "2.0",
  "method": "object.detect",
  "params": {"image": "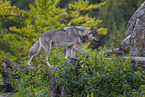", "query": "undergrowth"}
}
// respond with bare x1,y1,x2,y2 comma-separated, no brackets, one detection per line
55,49,145,96
8,47,145,97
